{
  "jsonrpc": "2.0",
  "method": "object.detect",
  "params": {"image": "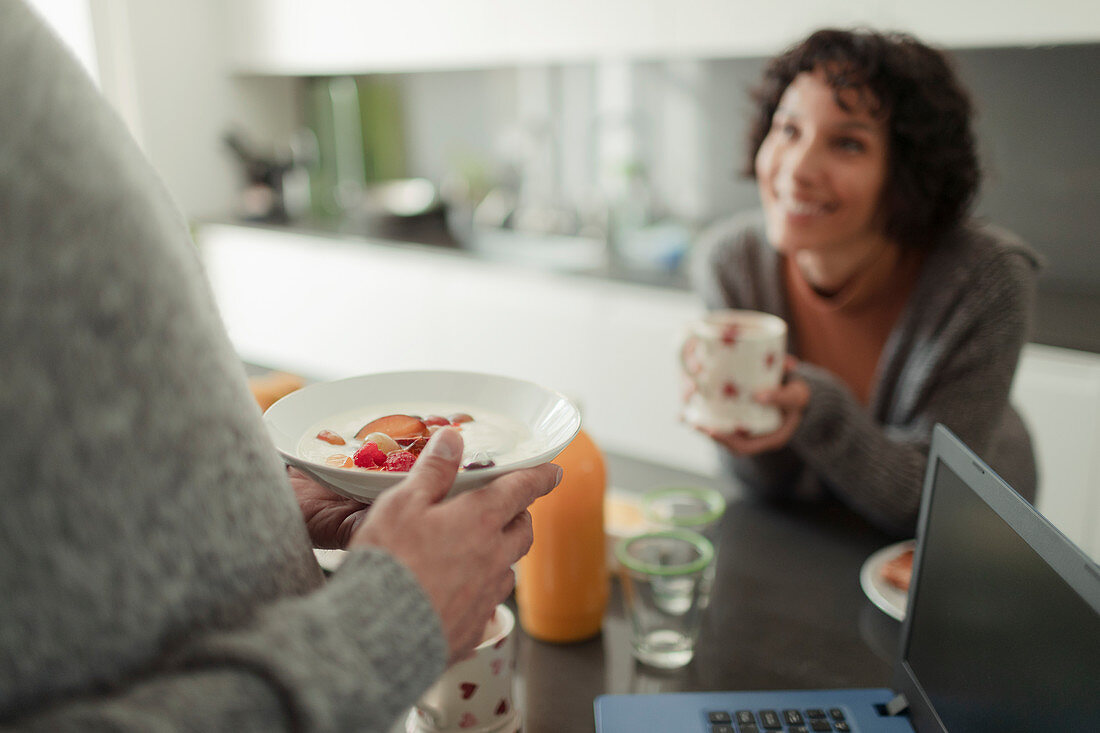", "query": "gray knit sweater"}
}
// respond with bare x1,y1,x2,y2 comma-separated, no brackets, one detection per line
690,210,1040,536
0,3,445,730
